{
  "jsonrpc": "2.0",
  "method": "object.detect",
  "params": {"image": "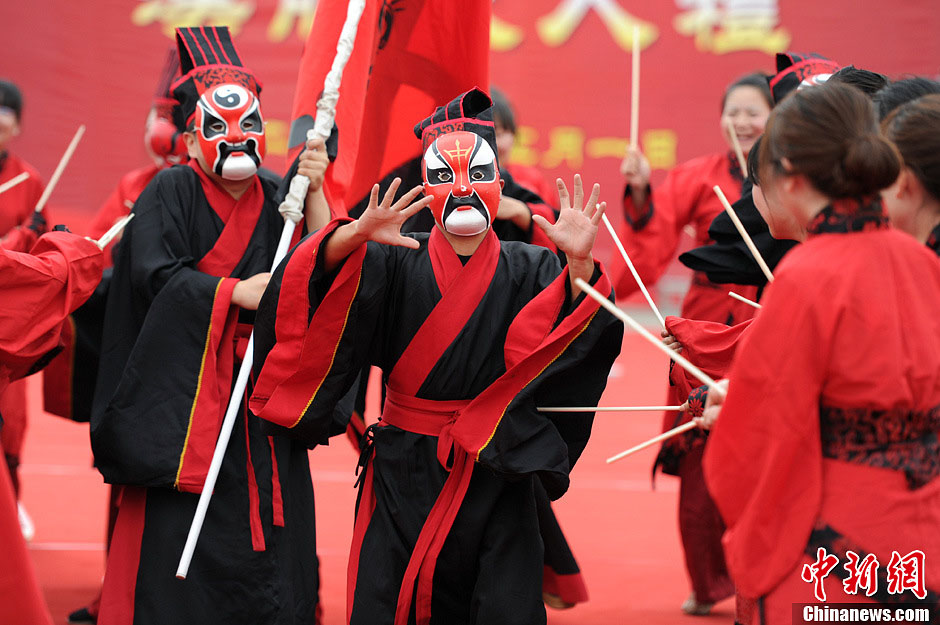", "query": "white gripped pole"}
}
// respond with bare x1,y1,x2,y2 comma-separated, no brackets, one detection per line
571,278,727,464
0,172,29,196
34,125,85,214
713,185,775,283
176,0,368,580
601,213,665,329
